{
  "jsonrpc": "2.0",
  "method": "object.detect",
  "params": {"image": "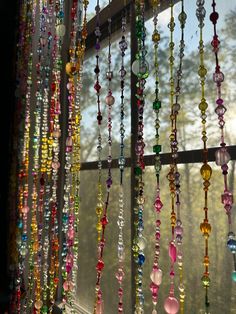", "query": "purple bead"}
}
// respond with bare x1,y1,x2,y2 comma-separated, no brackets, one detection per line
215,148,230,166
95,42,100,50
221,190,233,206
216,98,224,105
